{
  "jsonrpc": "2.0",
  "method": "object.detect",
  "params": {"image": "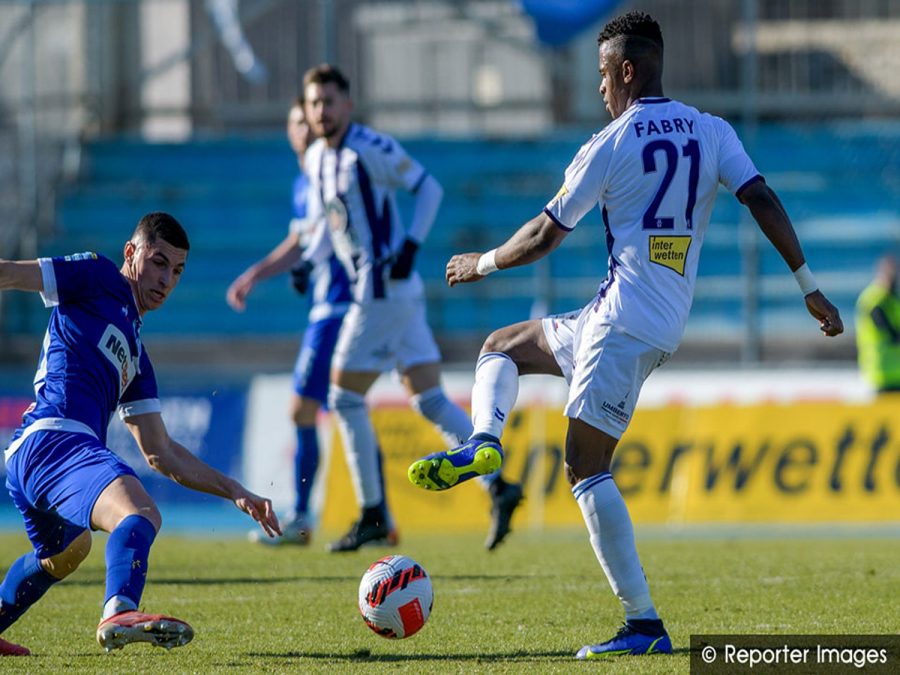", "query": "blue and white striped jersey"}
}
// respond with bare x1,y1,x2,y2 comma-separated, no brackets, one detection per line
5,253,160,459
304,123,428,303
289,172,353,321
